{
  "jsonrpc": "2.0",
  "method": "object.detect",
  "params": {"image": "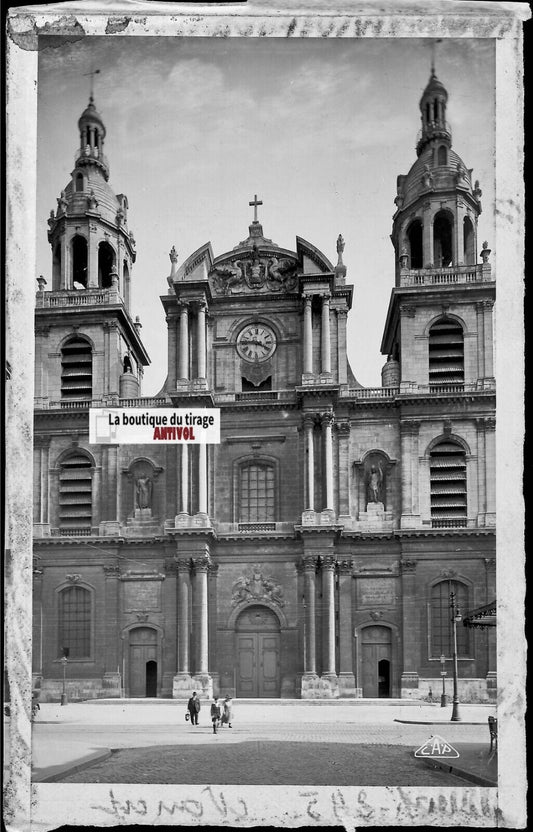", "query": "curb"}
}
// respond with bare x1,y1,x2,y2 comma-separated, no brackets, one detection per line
420,756,497,787
33,748,112,783
394,719,486,725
